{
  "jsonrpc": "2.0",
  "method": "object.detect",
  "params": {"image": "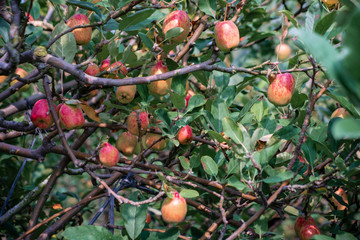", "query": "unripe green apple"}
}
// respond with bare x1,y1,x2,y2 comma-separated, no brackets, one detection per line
177,125,193,145
99,142,119,167
58,103,85,130
30,99,54,129
214,21,240,52
161,192,187,223
116,84,136,104
116,131,138,156
162,10,190,43
267,73,295,106
66,13,92,45
148,61,172,96
126,111,149,136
